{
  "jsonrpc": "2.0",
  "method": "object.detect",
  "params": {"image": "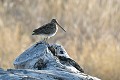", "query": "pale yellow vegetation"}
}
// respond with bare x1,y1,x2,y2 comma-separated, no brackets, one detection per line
0,0,120,80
